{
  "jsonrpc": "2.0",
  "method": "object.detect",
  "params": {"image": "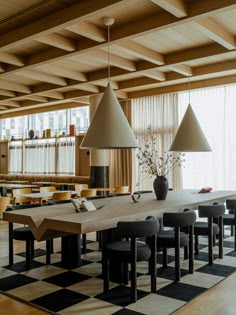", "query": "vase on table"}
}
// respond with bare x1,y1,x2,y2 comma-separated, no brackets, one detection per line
153,176,169,200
